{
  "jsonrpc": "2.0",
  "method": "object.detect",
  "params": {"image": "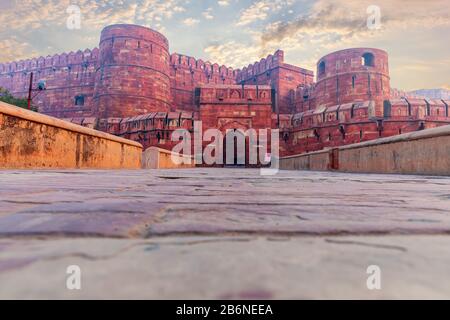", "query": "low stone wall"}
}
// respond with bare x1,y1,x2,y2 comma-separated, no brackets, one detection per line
0,101,142,169
280,125,450,175
280,150,330,171
142,147,195,169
